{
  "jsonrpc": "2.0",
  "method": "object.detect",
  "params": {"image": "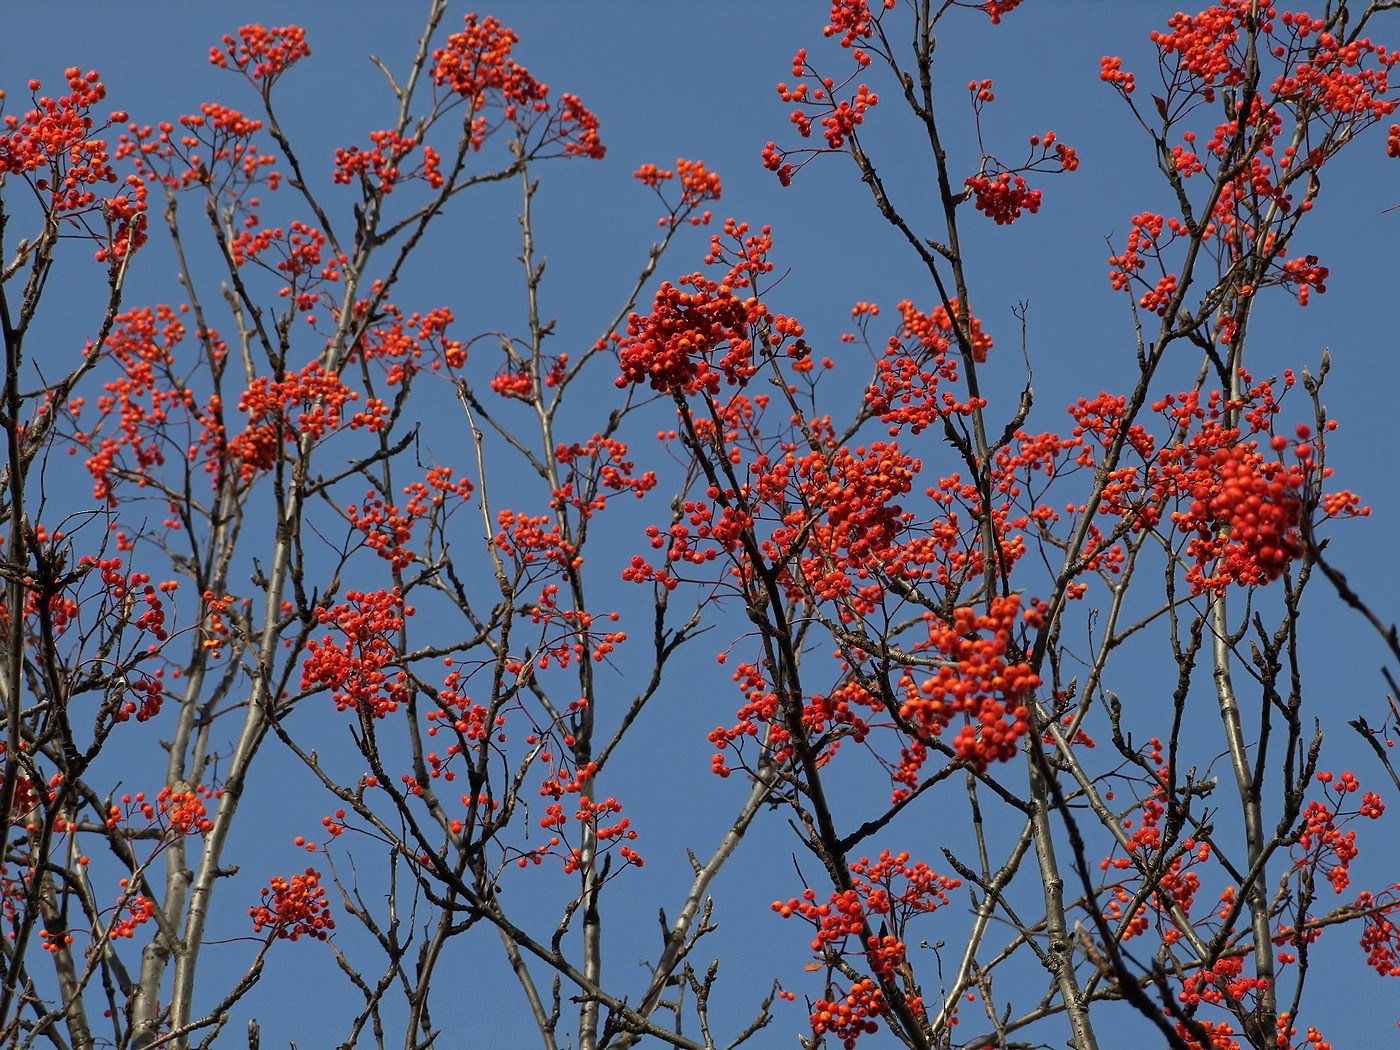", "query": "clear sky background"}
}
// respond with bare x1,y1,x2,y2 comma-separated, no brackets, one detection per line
5,3,1400,1047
